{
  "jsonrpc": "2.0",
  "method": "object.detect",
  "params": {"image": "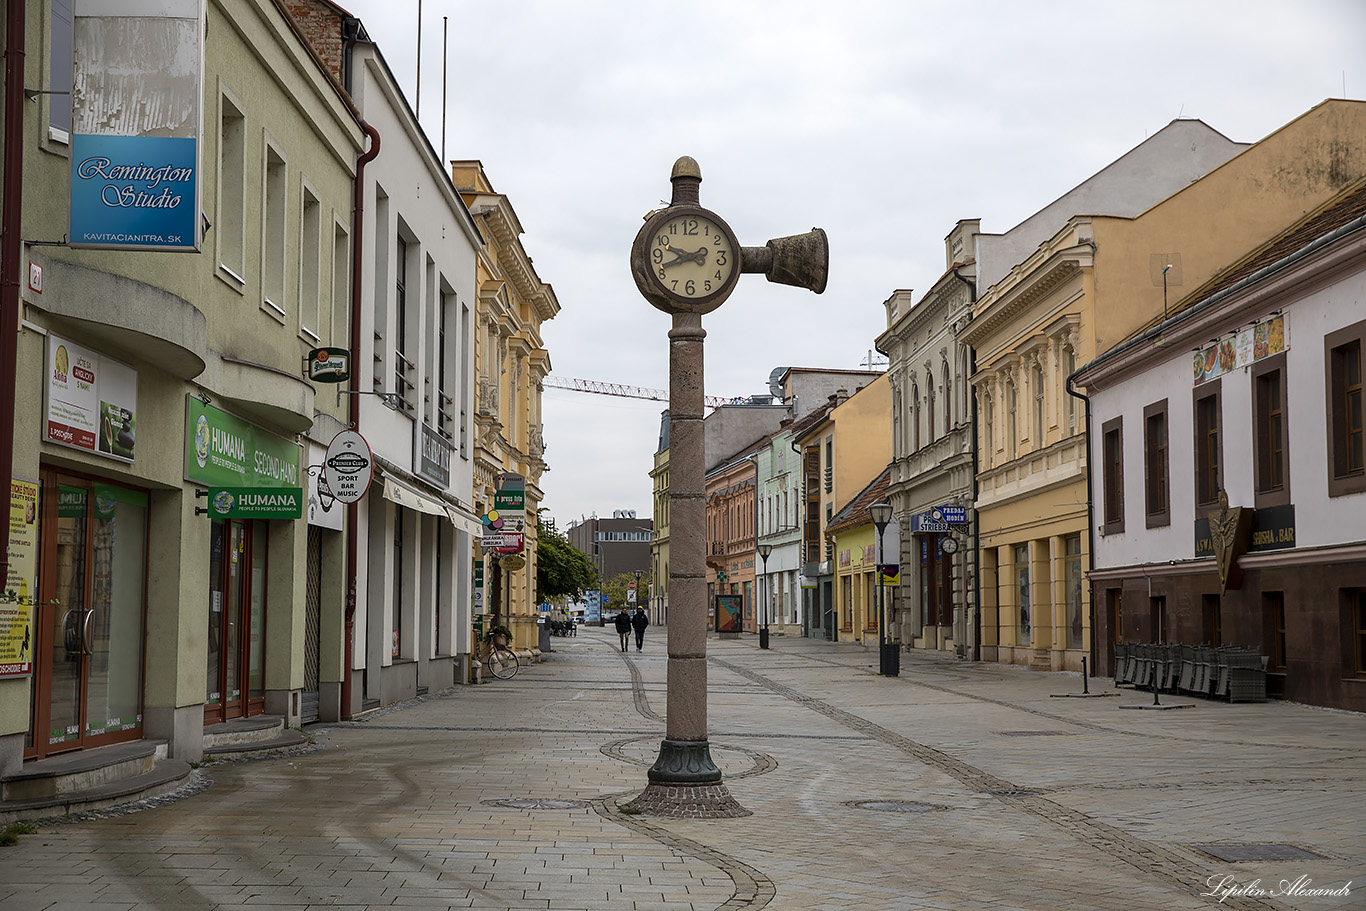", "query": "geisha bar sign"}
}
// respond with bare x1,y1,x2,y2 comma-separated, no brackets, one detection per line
1193,314,1288,386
